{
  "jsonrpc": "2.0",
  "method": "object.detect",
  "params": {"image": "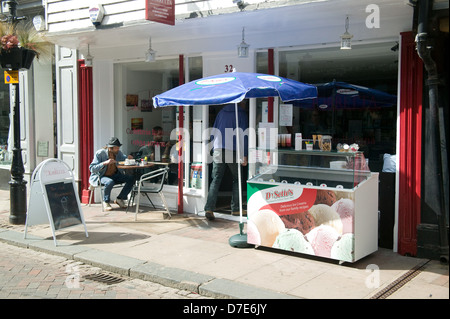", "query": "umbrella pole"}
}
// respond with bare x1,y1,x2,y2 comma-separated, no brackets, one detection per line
229,102,252,248
235,102,243,226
